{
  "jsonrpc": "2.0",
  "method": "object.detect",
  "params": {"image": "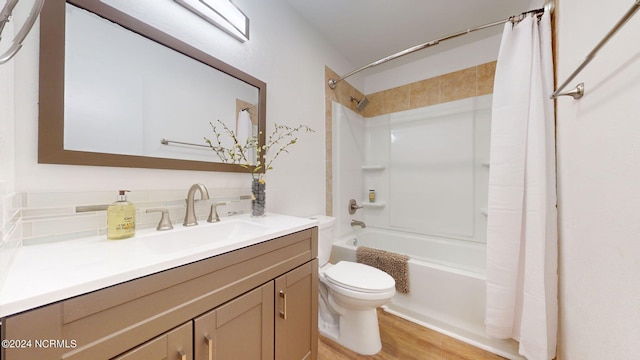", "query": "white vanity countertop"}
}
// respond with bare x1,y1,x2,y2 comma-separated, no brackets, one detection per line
0,213,317,318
